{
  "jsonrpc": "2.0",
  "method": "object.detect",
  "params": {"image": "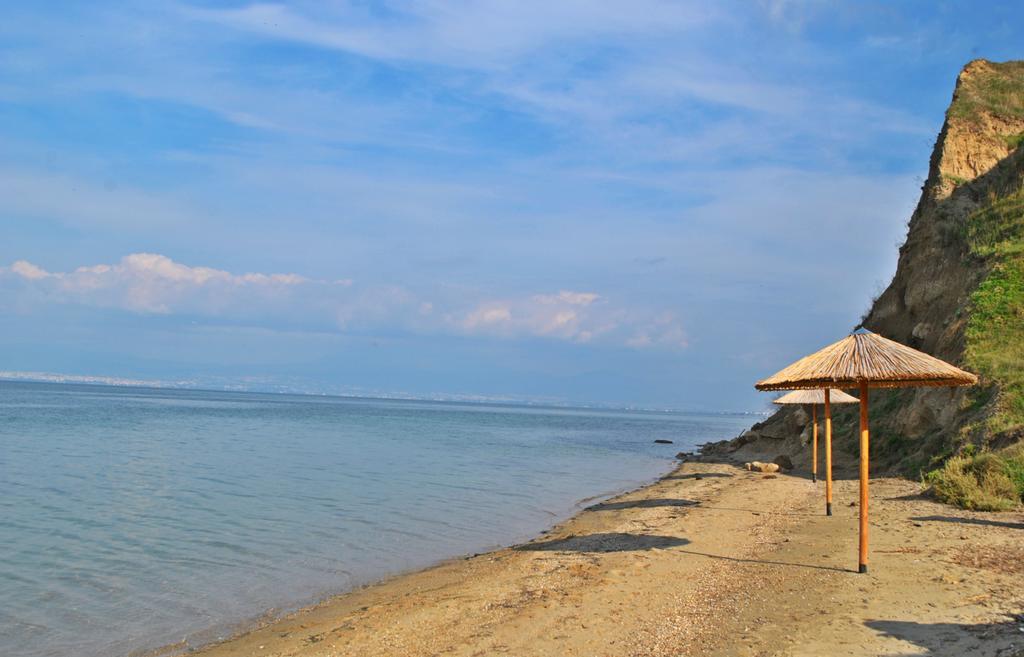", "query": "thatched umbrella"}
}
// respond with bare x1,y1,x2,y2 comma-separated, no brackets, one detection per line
756,328,976,573
773,388,858,515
